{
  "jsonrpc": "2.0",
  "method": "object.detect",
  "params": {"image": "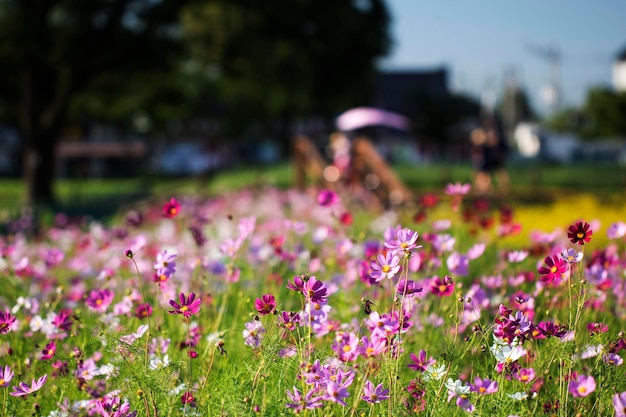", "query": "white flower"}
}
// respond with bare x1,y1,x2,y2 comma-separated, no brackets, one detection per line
572,344,604,361
423,363,446,381
444,378,470,395
506,391,528,400
149,354,170,370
